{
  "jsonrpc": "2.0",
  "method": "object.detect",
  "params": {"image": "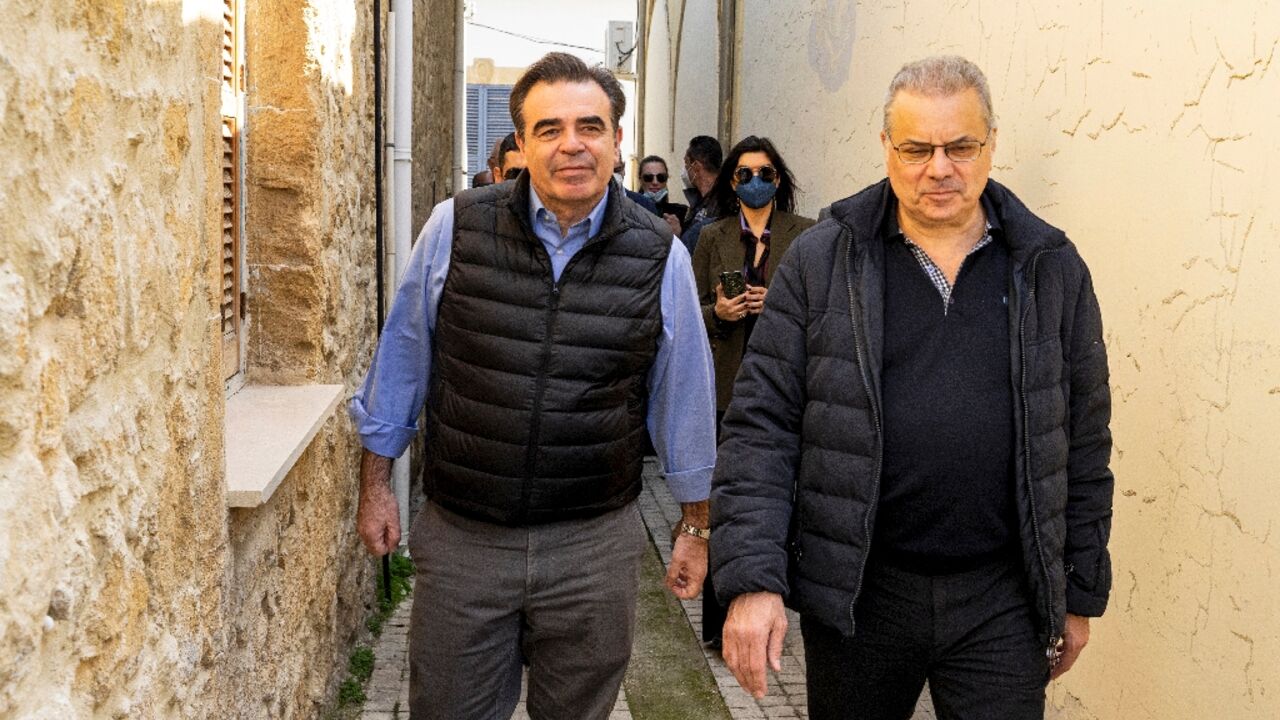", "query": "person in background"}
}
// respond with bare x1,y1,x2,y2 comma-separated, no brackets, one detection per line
680,135,723,255
486,135,505,178
472,169,494,188
711,56,1114,719
496,132,526,181
352,52,716,720
614,154,661,216
639,155,688,238
690,135,815,649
